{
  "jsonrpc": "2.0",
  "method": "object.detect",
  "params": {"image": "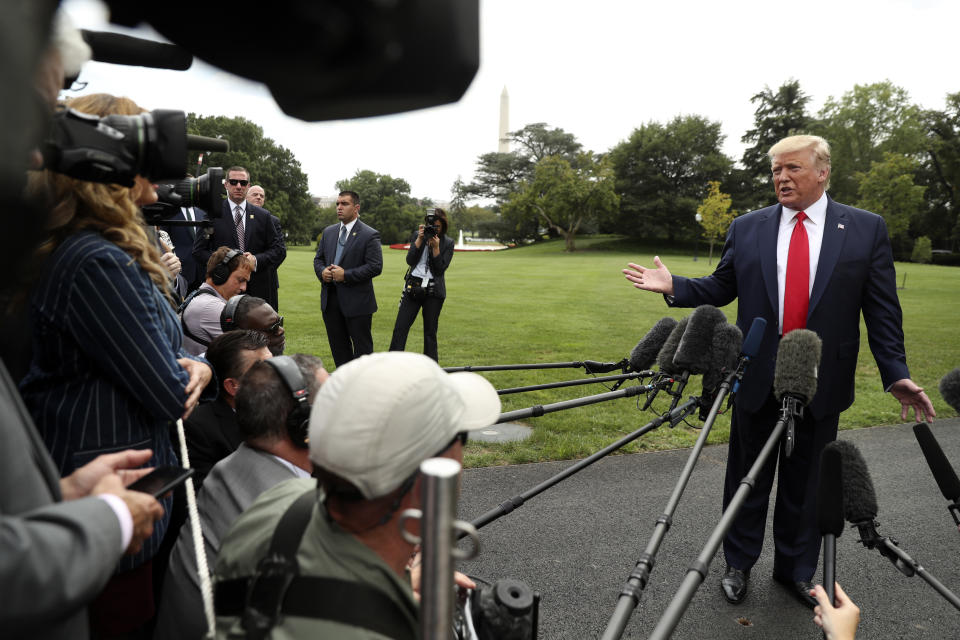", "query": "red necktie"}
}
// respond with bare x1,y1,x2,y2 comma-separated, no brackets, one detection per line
783,211,809,335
